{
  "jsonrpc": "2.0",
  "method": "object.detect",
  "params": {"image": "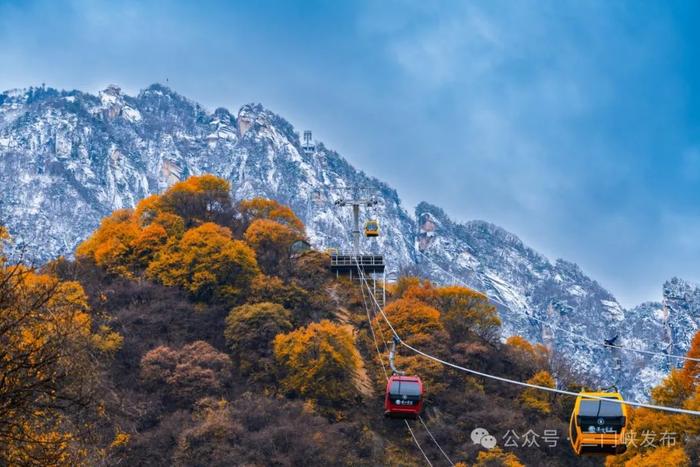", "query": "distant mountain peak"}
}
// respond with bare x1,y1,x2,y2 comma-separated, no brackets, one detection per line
101,84,122,96
137,83,198,109
141,82,178,95
213,107,234,120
